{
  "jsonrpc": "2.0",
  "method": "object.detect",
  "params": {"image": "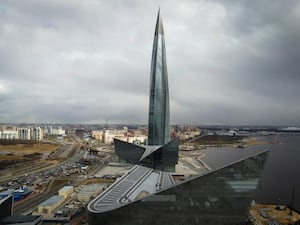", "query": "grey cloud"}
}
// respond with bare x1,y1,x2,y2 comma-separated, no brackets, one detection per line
0,0,299,125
